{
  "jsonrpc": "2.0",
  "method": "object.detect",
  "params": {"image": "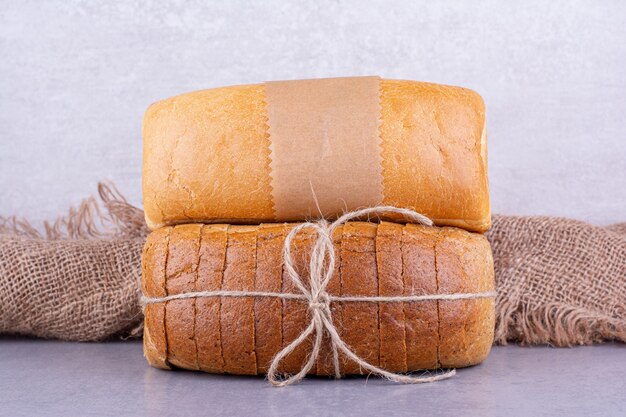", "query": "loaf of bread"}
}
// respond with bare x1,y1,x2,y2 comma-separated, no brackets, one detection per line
143,78,490,232
142,221,495,375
